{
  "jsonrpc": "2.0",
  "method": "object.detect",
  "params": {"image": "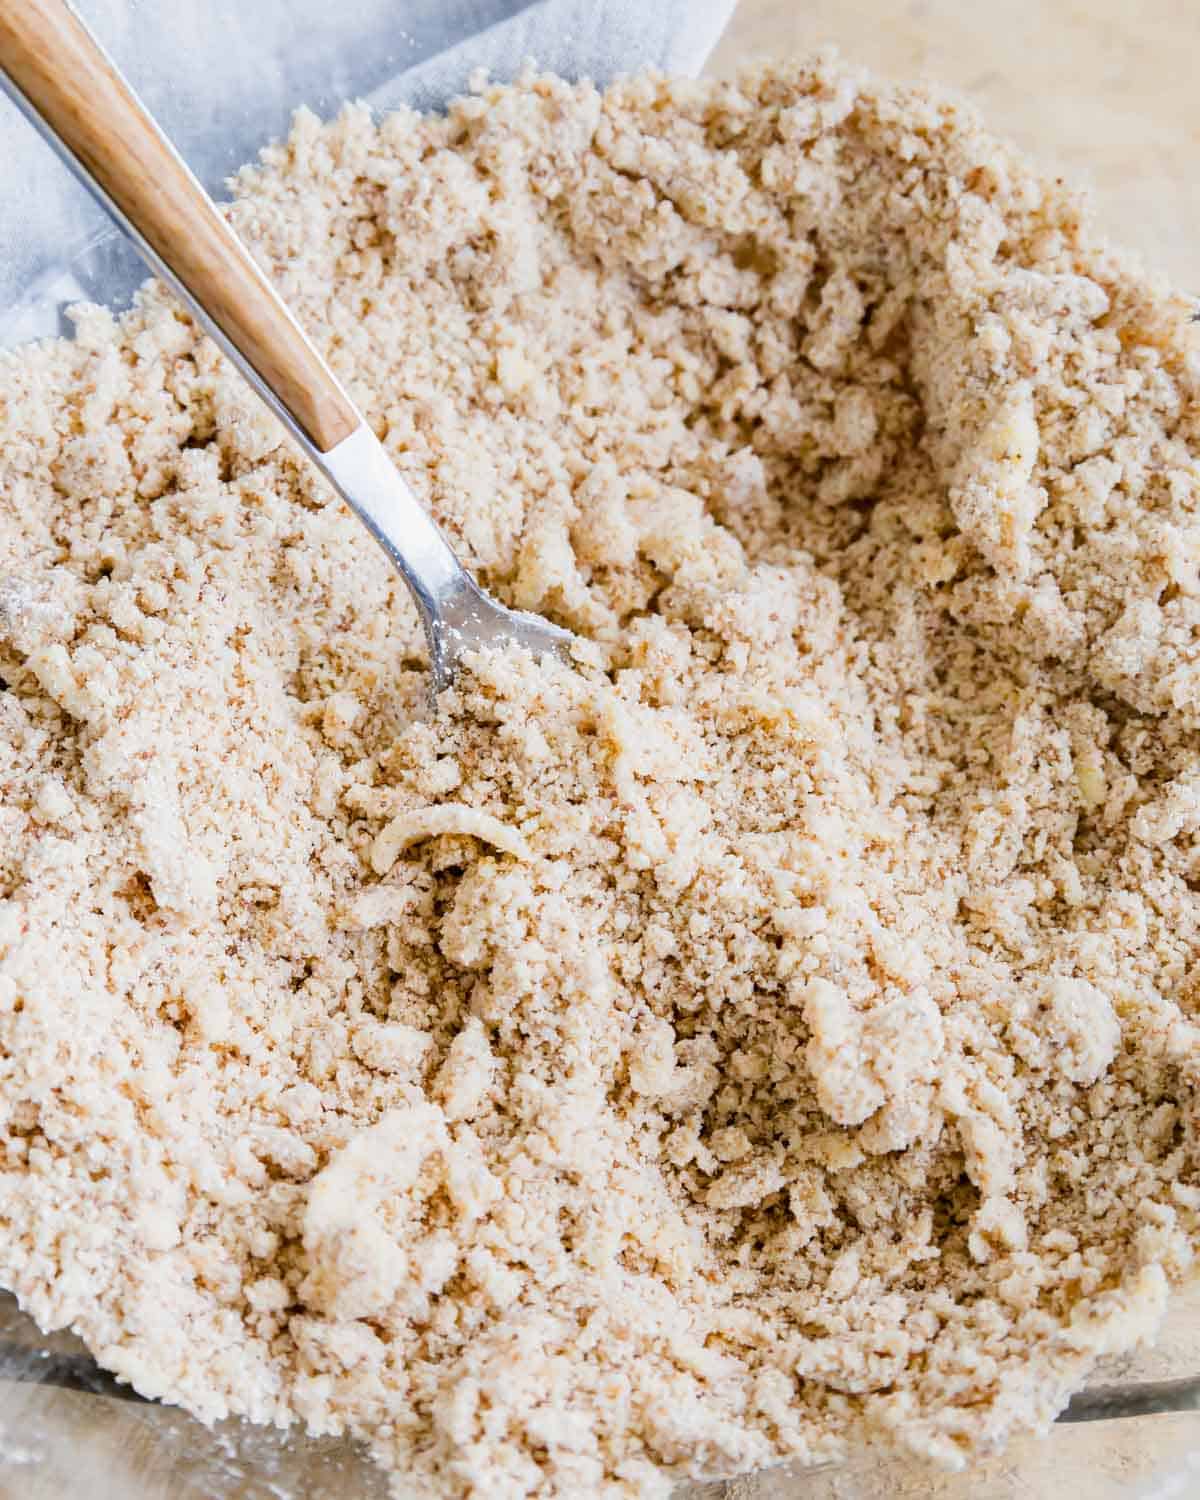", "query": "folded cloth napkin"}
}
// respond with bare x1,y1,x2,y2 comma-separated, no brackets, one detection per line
373,0,736,111
0,0,737,339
